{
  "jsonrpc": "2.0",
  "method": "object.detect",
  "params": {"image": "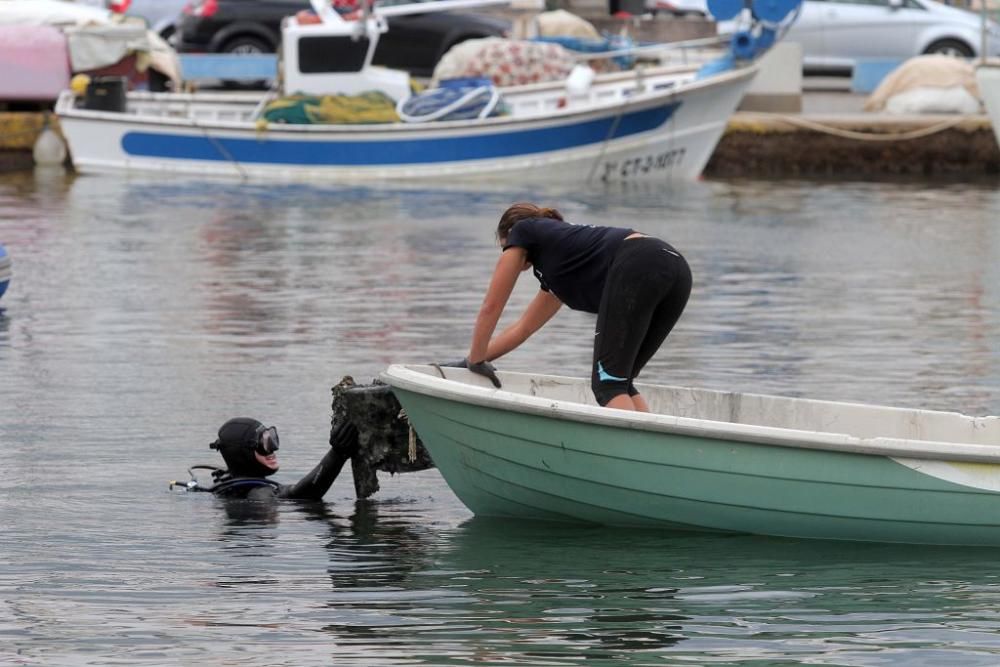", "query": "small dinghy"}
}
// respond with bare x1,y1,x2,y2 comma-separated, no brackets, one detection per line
383,364,1000,546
